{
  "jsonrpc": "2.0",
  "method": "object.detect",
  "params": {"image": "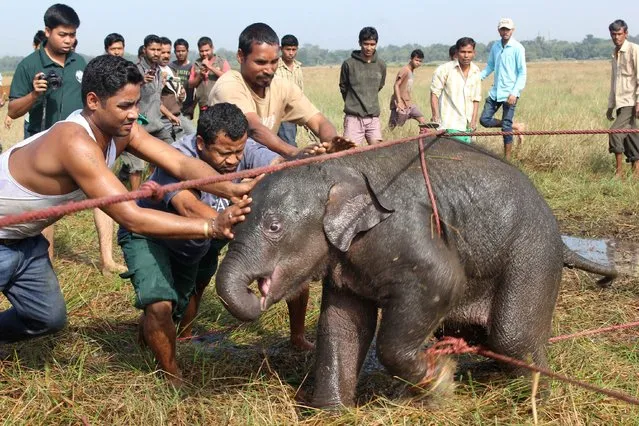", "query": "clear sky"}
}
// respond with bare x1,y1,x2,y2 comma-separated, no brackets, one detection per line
2,0,638,56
